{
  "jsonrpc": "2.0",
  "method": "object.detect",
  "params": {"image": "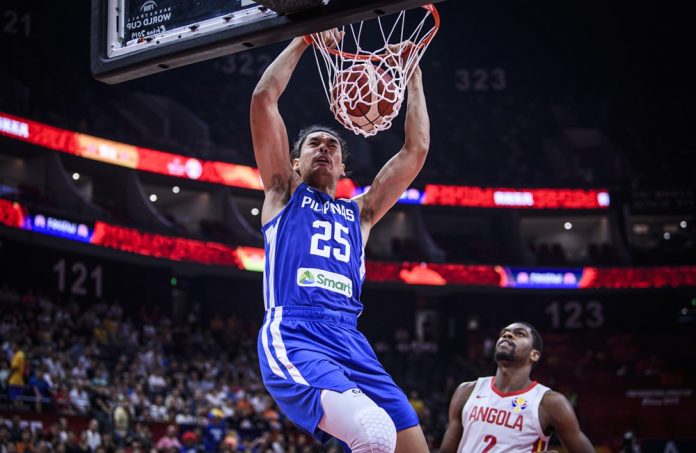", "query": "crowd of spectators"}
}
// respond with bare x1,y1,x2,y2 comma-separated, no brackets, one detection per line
0,284,340,452
2,282,693,451
0,285,451,452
